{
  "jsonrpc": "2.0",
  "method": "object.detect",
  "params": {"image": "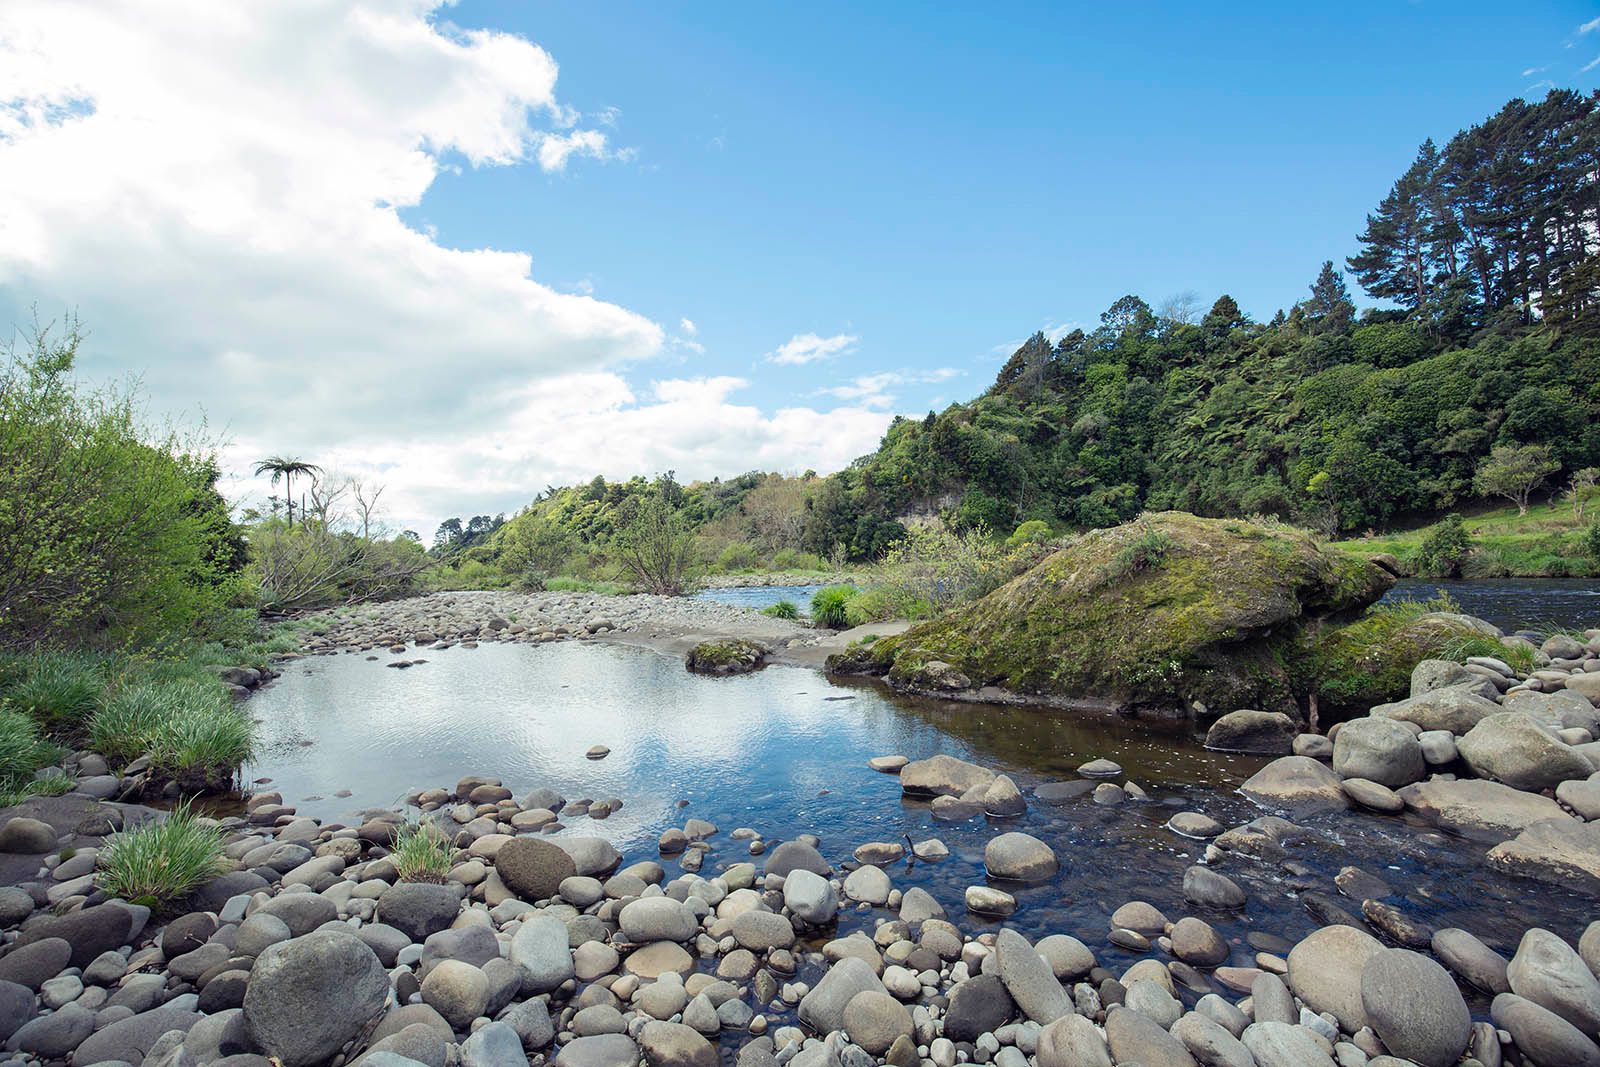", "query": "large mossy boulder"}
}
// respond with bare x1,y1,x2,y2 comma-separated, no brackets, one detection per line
828,512,1391,716
1290,609,1500,719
